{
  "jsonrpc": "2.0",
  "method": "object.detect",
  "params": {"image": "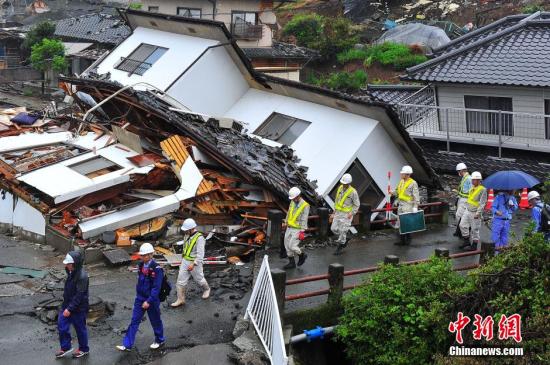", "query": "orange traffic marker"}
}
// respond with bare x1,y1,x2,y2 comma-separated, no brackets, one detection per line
485,189,494,210
519,188,530,209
